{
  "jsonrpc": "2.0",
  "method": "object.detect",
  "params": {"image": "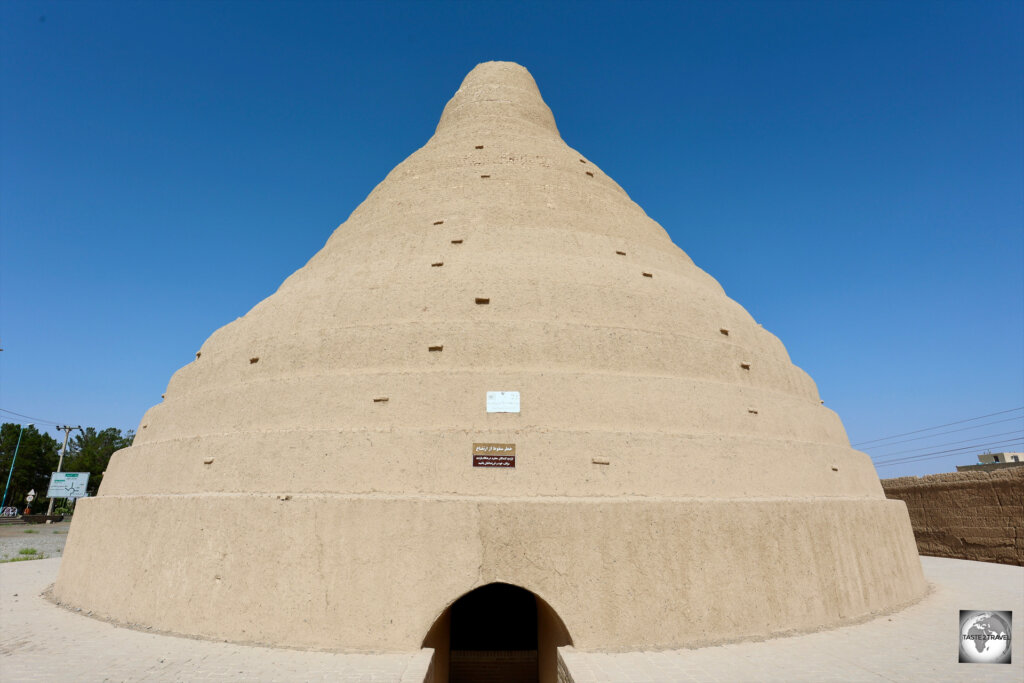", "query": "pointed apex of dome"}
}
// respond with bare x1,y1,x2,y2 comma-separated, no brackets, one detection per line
435,61,560,138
